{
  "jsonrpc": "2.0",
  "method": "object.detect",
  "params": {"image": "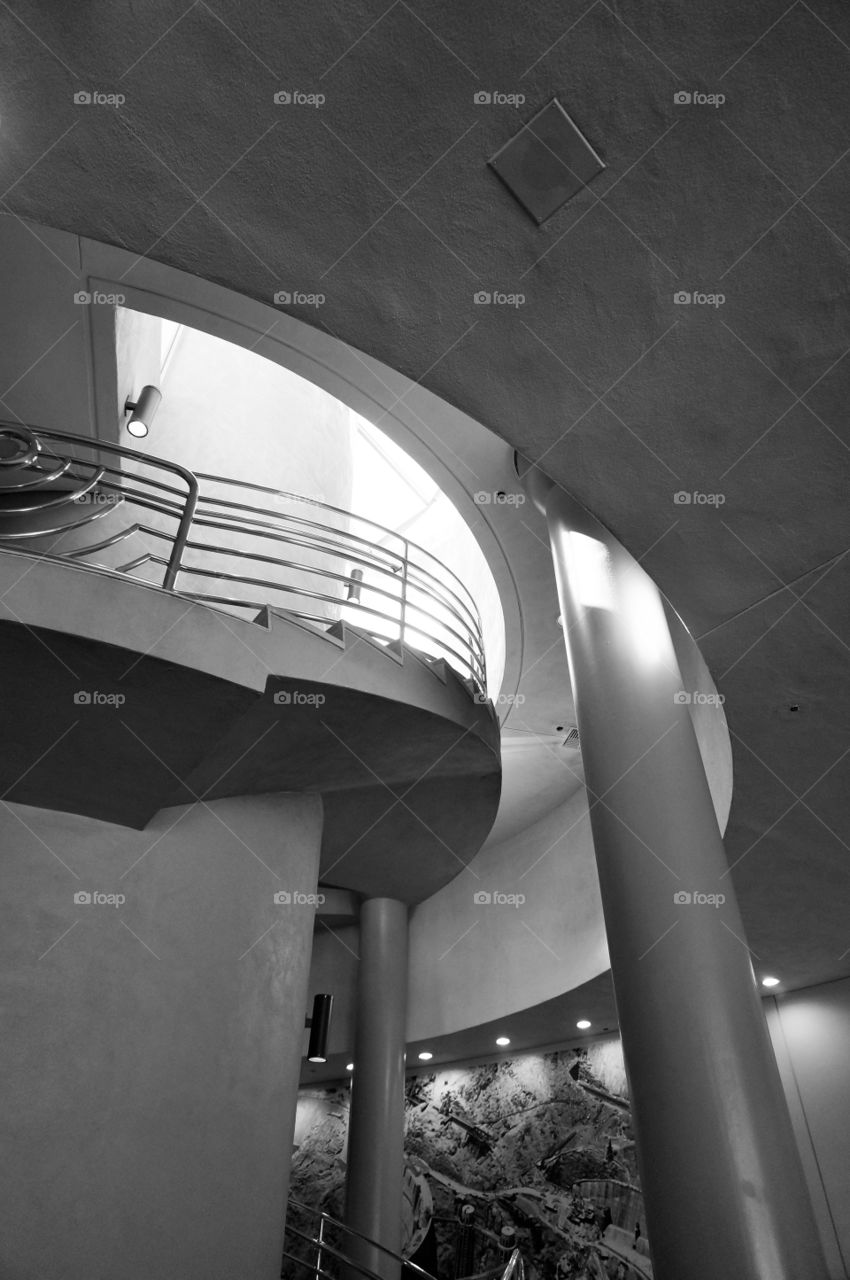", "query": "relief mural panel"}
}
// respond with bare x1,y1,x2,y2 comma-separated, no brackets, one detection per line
290,1040,652,1279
